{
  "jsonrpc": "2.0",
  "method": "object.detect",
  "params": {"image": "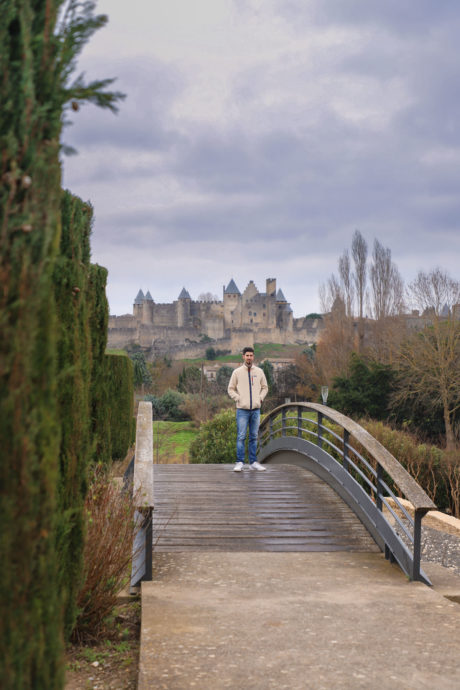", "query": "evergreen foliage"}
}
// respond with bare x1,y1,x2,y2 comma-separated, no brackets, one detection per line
328,353,396,420
189,409,237,464
105,352,135,460
88,263,111,462
54,190,93,639
129,350,152,388
145,389,186,420
0,3,124,687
